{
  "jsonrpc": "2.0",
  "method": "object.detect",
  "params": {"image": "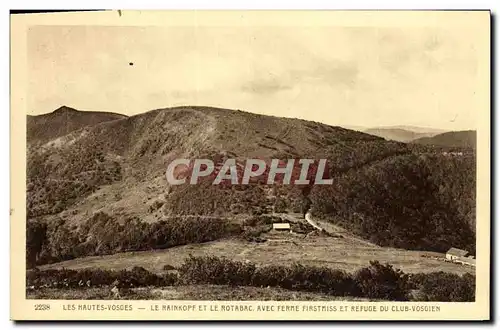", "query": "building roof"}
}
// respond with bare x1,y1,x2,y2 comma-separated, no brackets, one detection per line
273,223,291,229
446,247,469,257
